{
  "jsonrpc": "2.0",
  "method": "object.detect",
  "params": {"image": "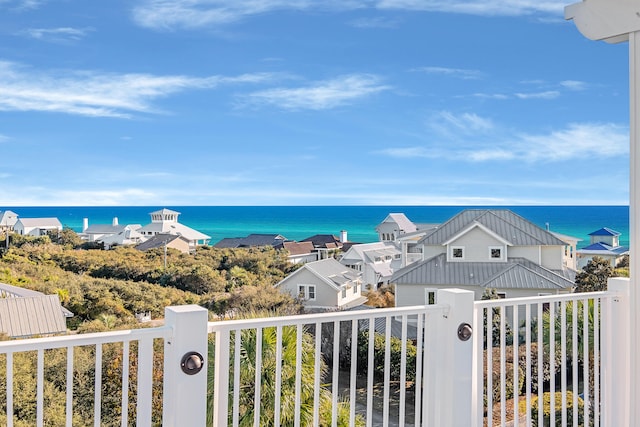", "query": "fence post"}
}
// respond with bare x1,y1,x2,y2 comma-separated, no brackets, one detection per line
435,288,475,427
162,305,209,427
603,278,630,426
